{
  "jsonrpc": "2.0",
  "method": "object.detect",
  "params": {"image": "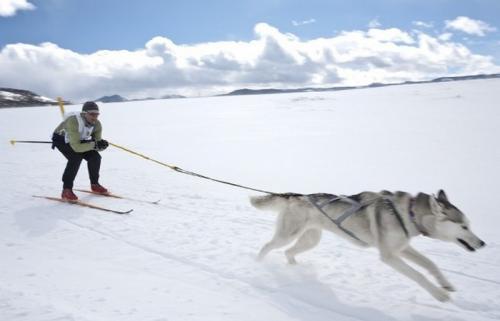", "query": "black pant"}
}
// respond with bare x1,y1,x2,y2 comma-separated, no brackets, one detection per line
53,137,101,189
